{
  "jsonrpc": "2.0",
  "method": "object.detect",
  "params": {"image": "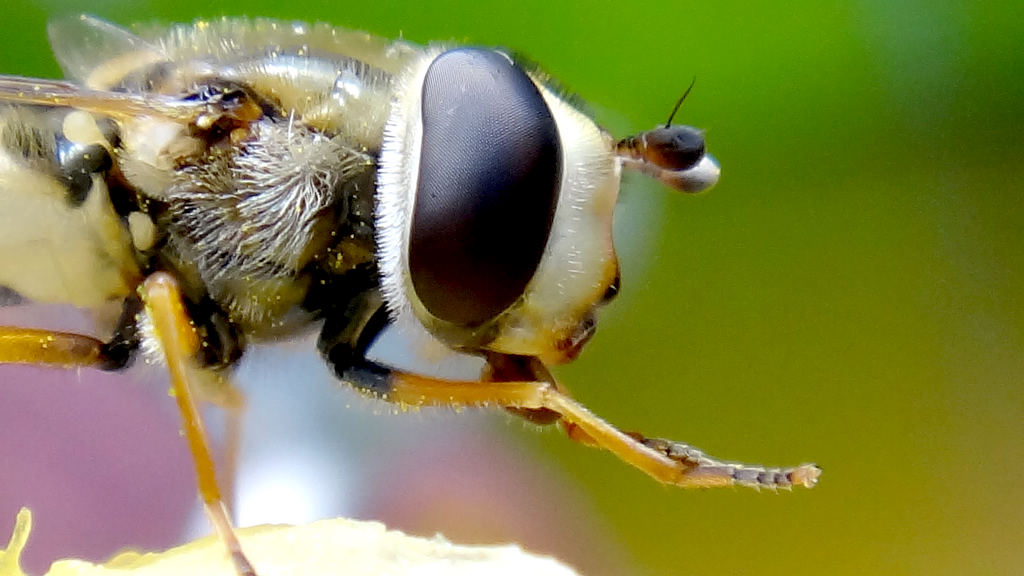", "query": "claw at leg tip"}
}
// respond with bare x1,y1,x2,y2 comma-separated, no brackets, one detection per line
790,464,822,488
